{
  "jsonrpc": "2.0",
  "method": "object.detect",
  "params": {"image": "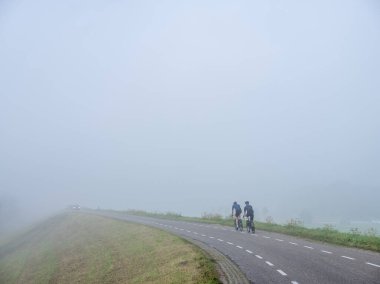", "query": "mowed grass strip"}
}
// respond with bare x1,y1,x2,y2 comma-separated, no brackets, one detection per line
0,212,220,284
